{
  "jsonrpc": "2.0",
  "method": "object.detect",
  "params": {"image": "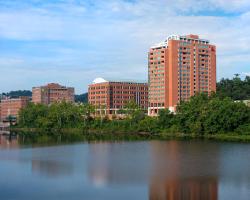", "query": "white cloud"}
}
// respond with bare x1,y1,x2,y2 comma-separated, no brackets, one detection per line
0,0,249,92
243,72,250,76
